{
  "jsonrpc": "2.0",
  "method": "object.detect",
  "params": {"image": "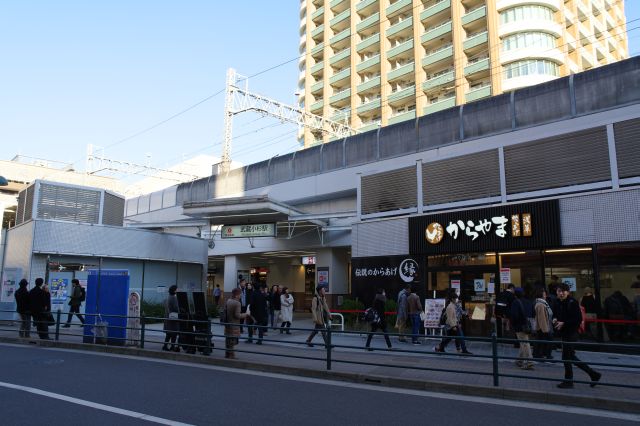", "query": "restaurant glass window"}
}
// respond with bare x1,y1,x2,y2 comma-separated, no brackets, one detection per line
544,247,594,299
597,244,640,341
498,250,543,296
